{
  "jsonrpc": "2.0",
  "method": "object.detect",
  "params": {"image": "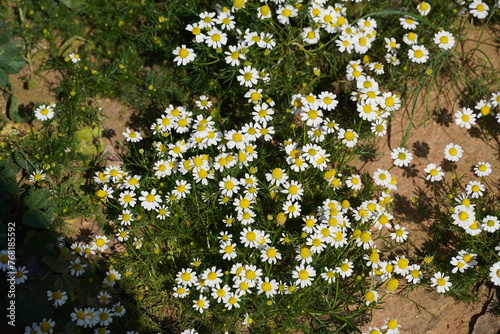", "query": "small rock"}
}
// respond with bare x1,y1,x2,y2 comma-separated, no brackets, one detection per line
472,312,500,334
